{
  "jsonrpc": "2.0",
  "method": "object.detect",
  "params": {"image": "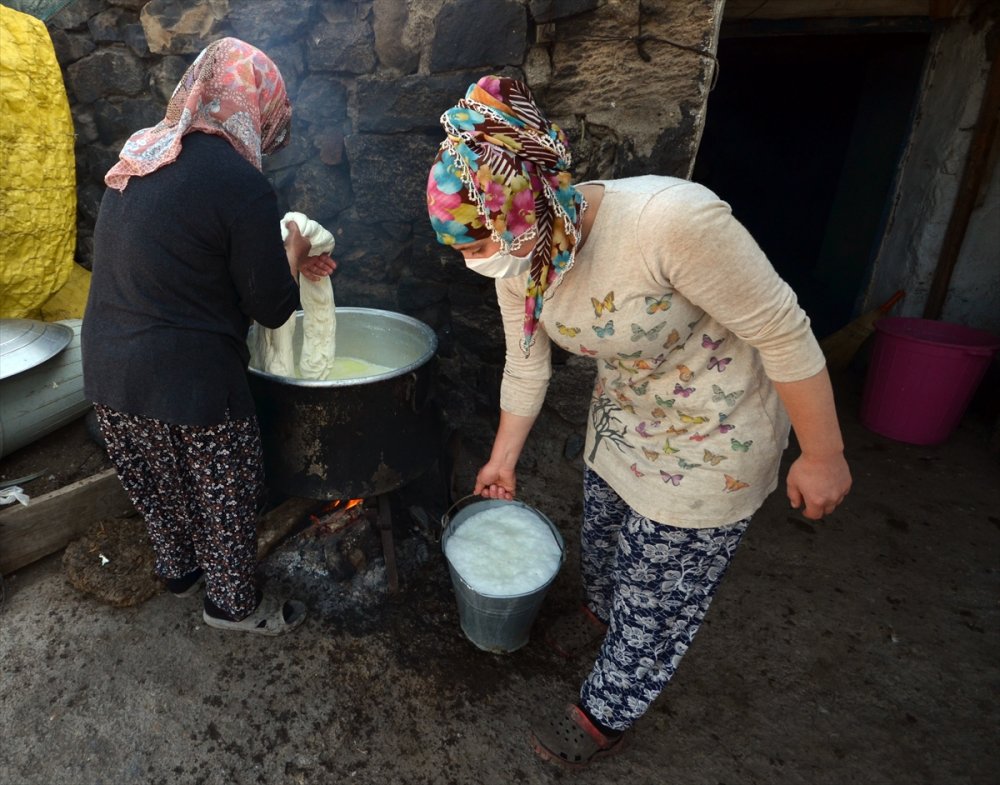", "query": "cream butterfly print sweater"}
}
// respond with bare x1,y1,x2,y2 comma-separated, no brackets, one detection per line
496,176,826,527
